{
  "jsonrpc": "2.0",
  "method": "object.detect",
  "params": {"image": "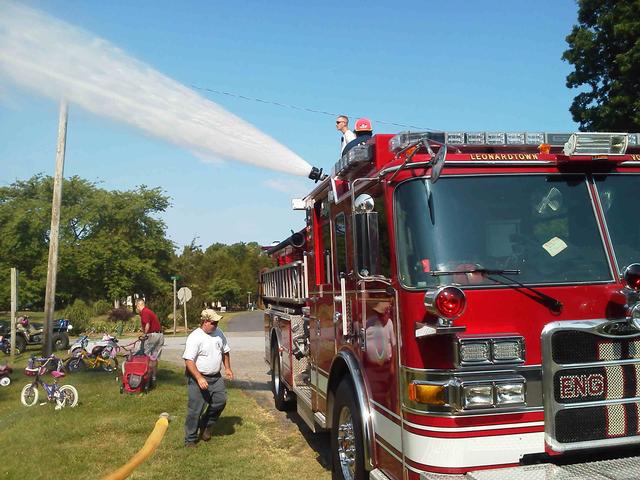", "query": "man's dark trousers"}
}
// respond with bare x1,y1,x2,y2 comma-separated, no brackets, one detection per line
184,374,227,444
